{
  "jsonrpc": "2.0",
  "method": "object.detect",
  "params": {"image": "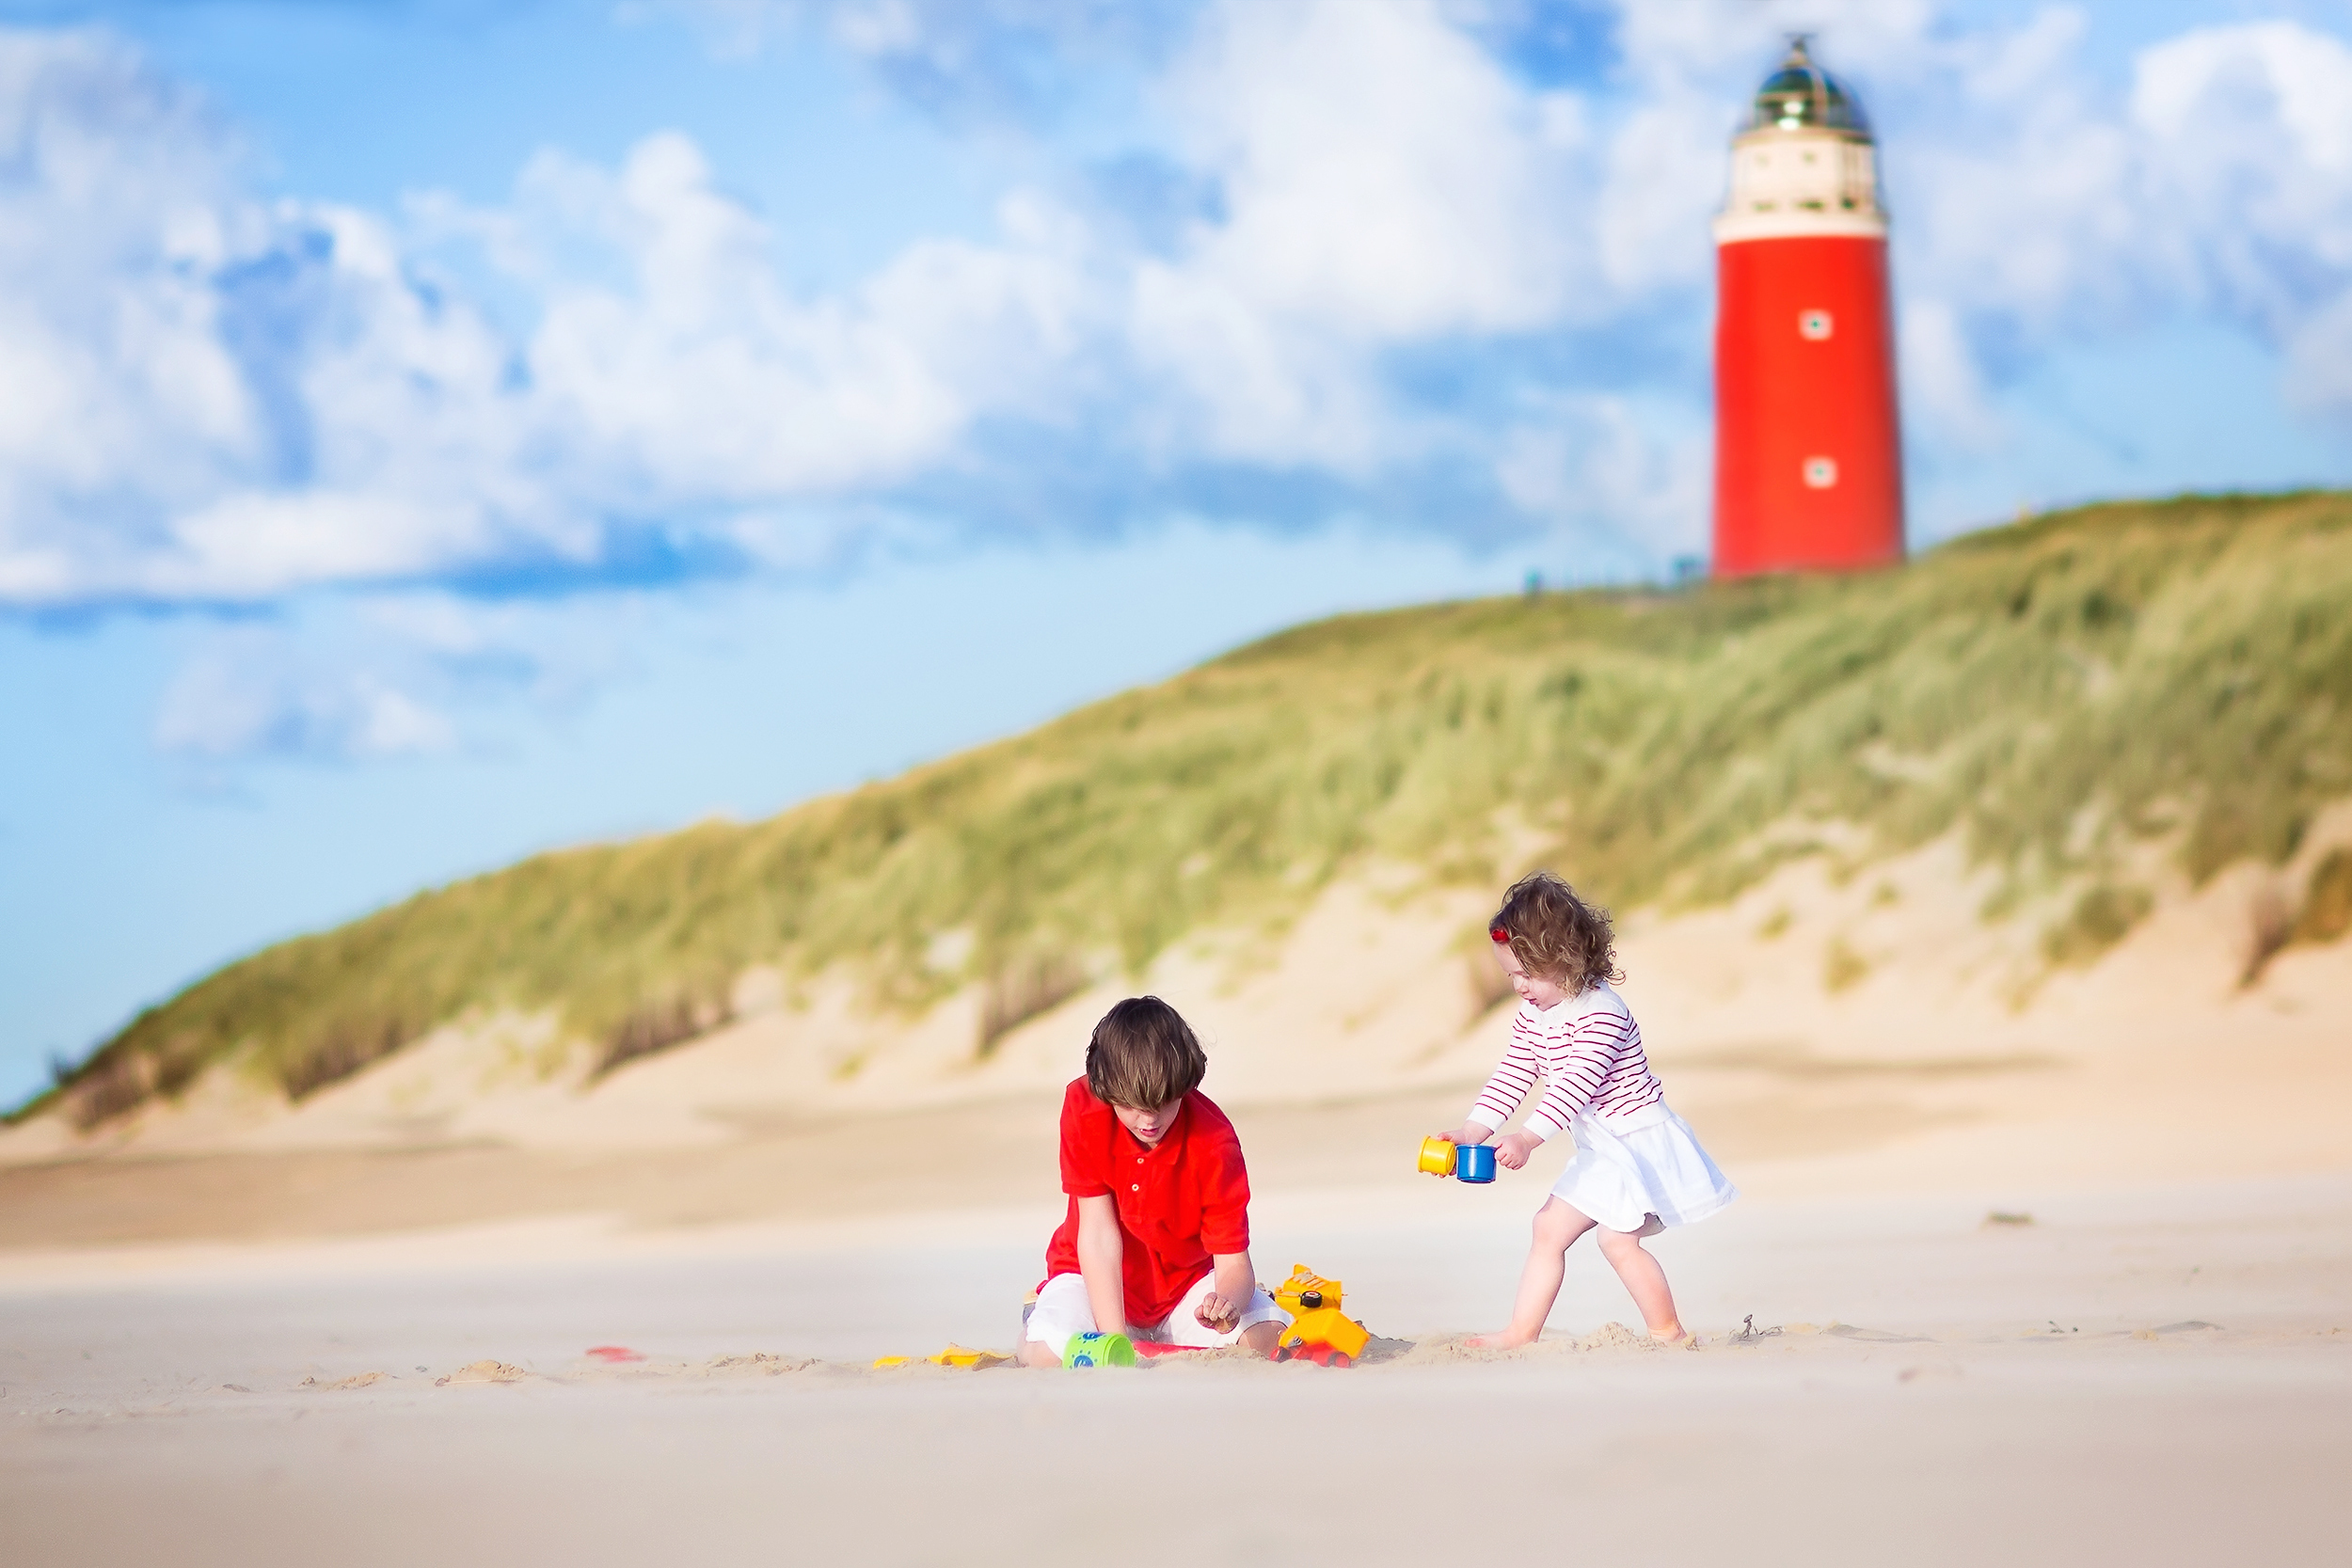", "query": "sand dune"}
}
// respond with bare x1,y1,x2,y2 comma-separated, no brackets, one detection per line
5,820,2348,1565
10,813,2349,1179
